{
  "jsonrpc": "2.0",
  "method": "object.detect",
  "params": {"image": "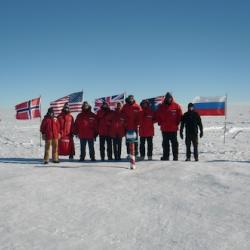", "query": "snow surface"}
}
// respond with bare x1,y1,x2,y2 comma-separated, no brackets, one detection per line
0,105,250,250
